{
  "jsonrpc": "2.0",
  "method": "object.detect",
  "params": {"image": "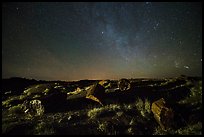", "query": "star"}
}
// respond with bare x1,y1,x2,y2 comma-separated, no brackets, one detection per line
184,66,189,69
2,3,202,80
153,22,159,31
